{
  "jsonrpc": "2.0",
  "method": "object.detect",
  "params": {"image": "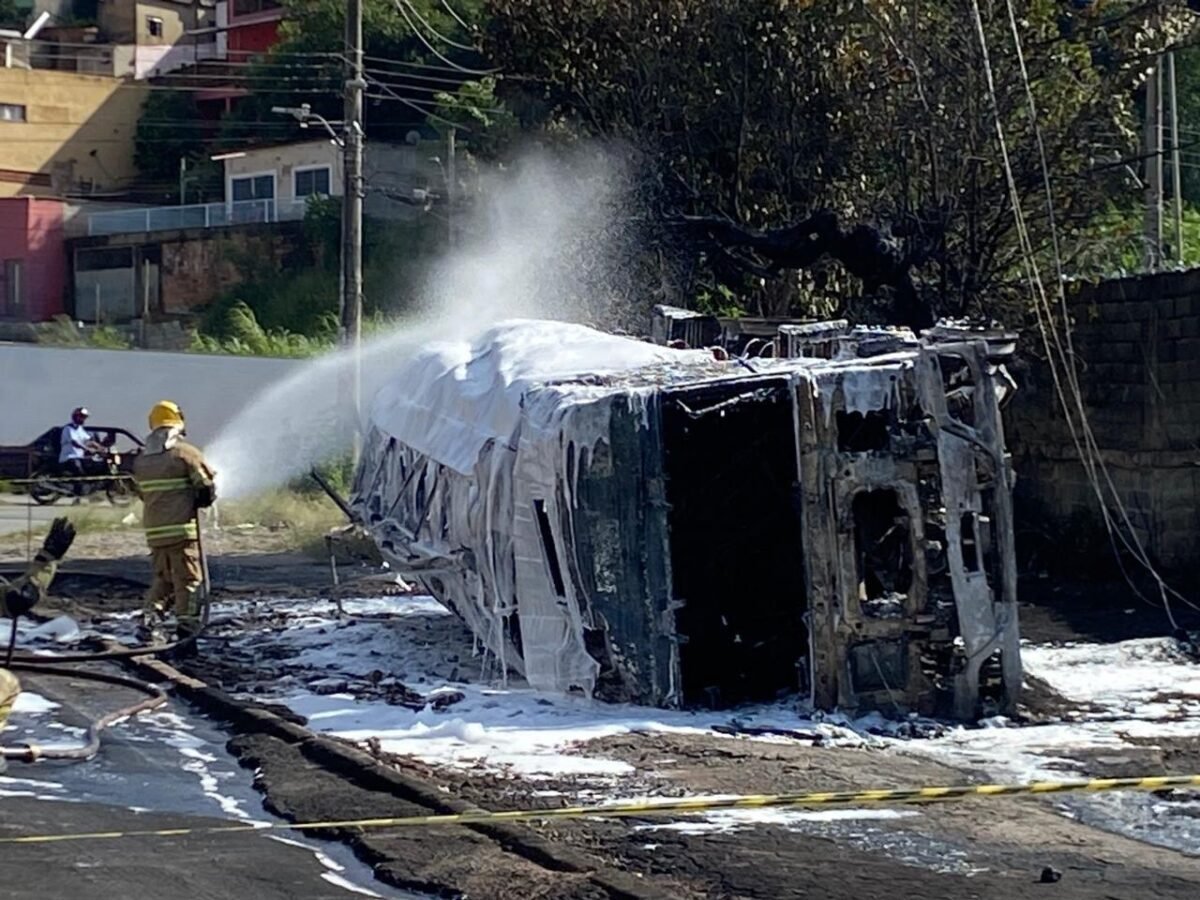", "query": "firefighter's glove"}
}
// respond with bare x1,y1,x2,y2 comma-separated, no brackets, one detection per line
5,581,39,619
41,517,77,561
195,484,215,510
